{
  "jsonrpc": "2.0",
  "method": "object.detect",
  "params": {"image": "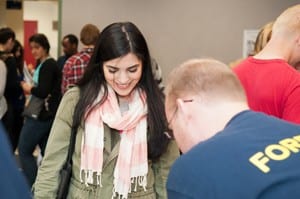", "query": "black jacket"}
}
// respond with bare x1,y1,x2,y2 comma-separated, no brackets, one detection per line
31,58,62,120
